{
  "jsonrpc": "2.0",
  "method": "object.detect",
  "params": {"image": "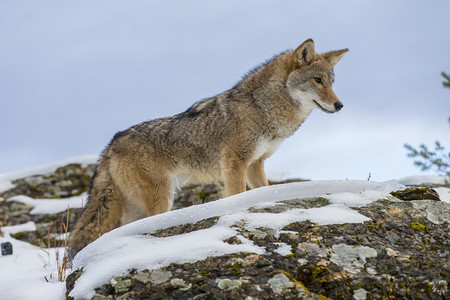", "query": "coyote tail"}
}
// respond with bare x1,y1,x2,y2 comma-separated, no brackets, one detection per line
68,165,122,260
